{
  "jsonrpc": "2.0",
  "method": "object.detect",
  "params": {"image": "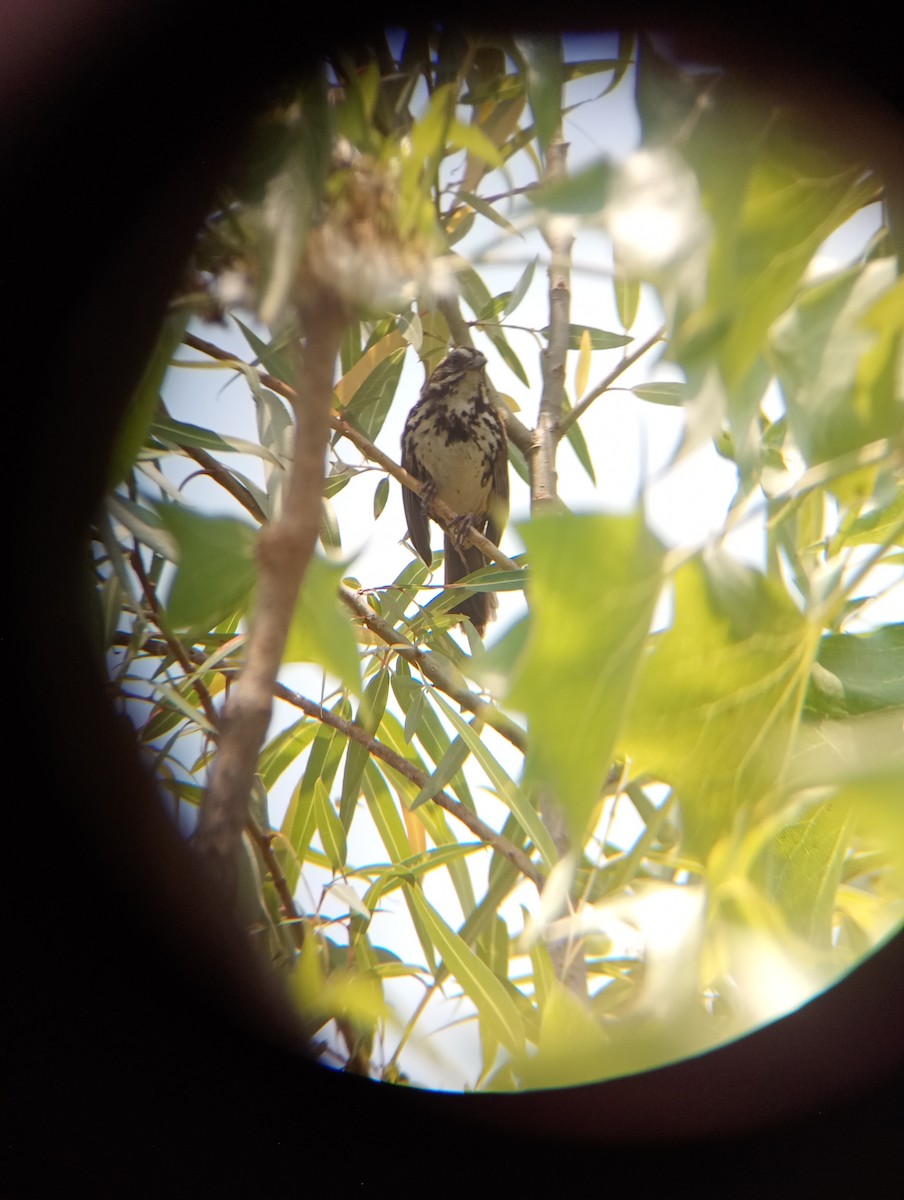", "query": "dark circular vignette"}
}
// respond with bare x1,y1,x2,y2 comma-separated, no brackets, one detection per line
4,2,902,1196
